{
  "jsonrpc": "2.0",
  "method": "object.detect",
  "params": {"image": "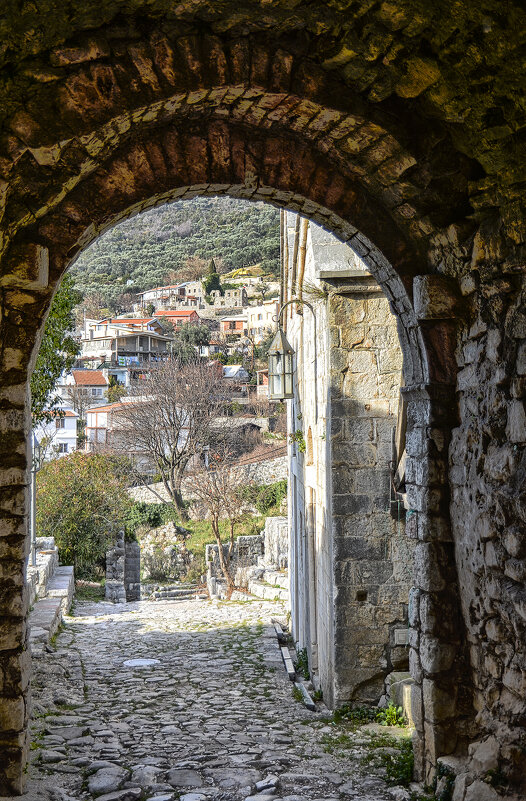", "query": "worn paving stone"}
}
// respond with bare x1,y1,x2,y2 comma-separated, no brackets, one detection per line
11,598,407,801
